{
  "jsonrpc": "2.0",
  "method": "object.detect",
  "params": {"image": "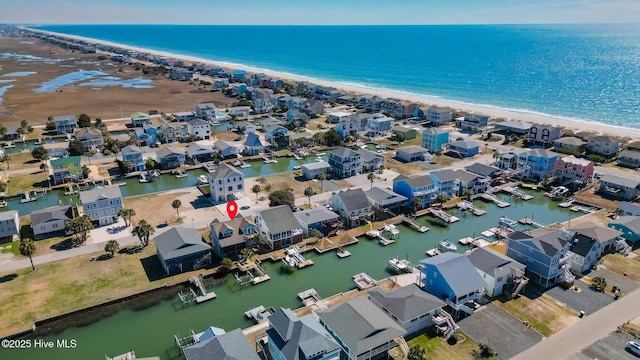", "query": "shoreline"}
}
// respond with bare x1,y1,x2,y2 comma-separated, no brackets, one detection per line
21,26,640,140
